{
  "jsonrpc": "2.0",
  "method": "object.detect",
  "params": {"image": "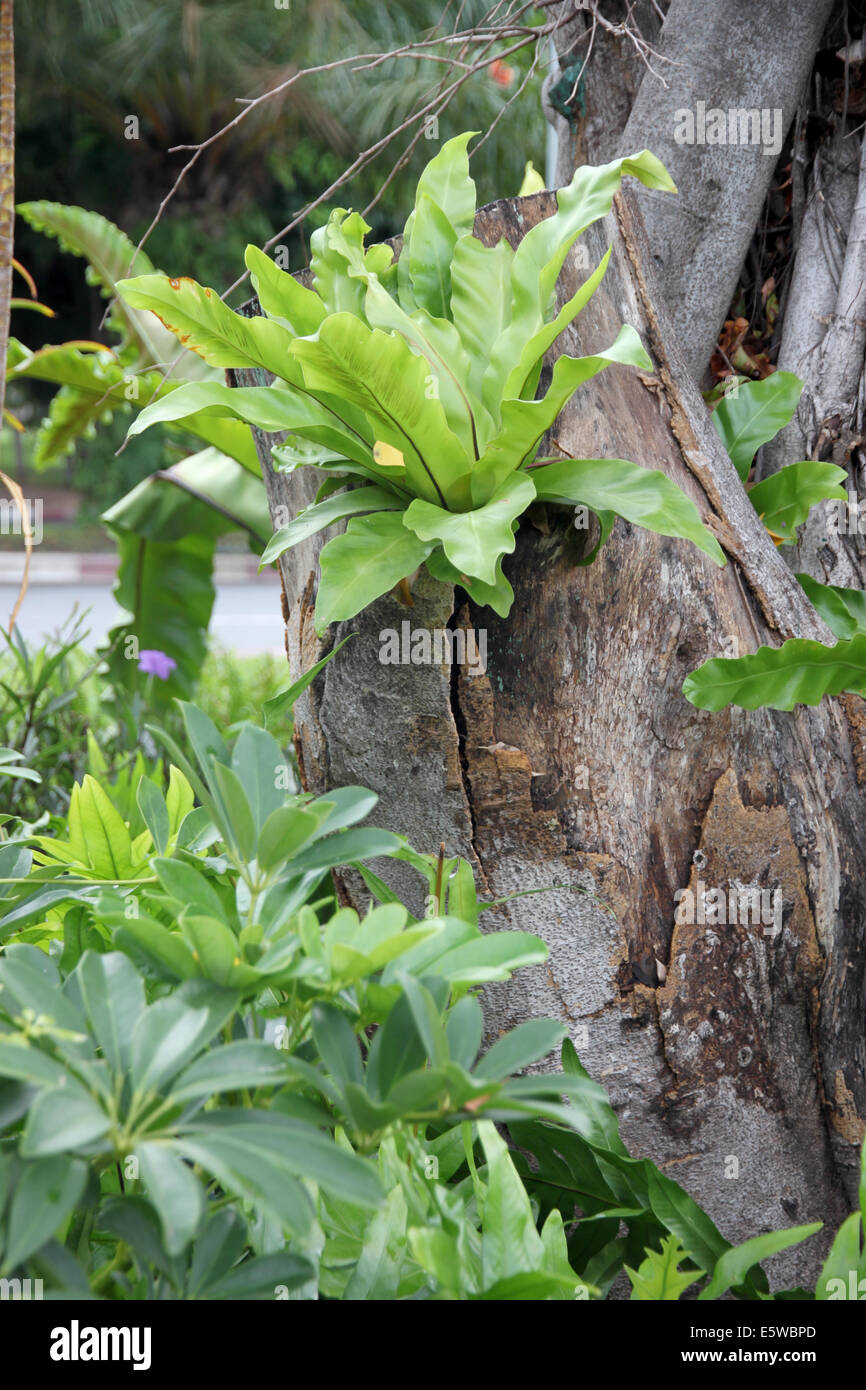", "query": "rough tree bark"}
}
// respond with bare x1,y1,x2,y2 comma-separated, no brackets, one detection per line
758,27,866,595
230,5,866,1289
544,0,835,379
